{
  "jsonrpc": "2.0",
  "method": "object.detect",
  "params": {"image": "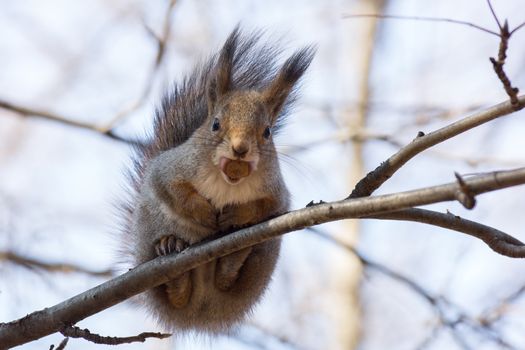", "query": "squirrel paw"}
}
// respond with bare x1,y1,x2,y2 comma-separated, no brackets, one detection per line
155,235,188,256
218,205,256,231
188,194,218,230
166,271,192,308
155,235,192,308
215,247,253,291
